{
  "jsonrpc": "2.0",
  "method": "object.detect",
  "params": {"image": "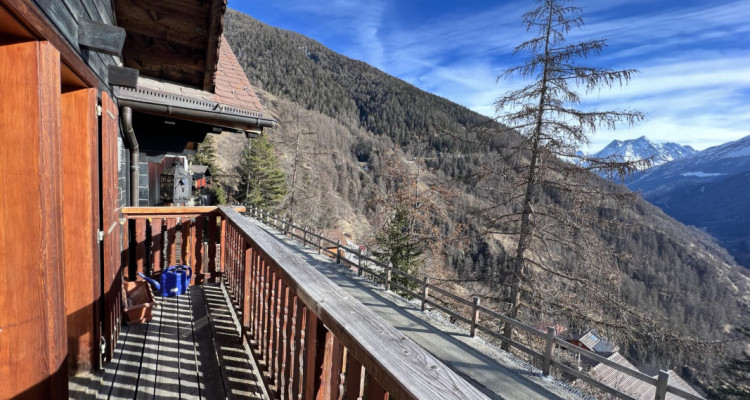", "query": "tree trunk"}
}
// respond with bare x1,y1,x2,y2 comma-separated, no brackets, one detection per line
502,8,553,350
